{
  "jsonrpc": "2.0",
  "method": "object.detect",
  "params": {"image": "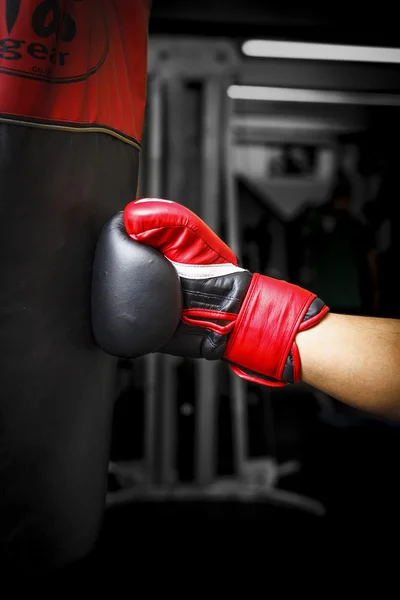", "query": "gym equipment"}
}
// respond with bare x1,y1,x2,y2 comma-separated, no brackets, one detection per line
106,37,326,517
